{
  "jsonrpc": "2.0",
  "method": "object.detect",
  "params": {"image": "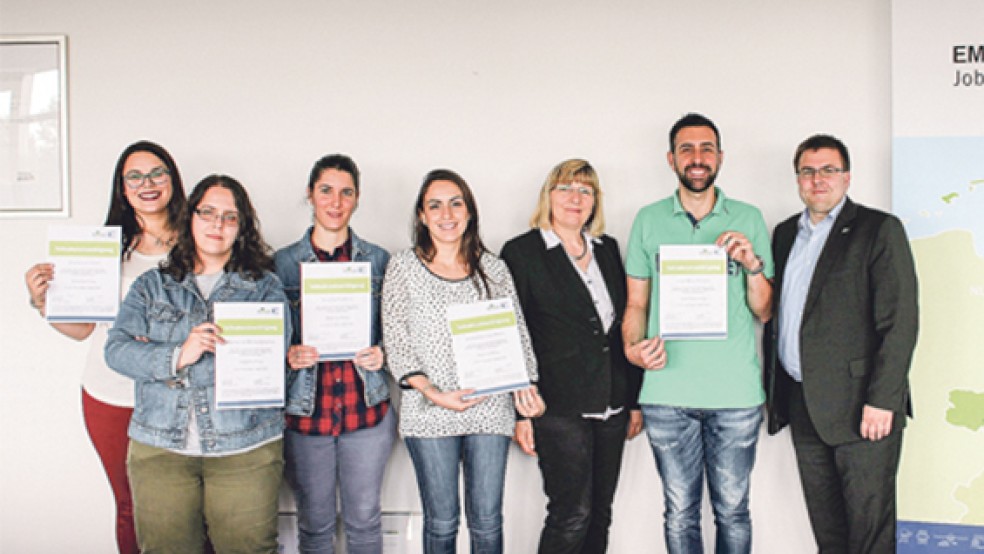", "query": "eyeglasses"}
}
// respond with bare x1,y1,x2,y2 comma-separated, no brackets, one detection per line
553,183,594,197
797,166,846,180
194,206,240,226
124,167,170,189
